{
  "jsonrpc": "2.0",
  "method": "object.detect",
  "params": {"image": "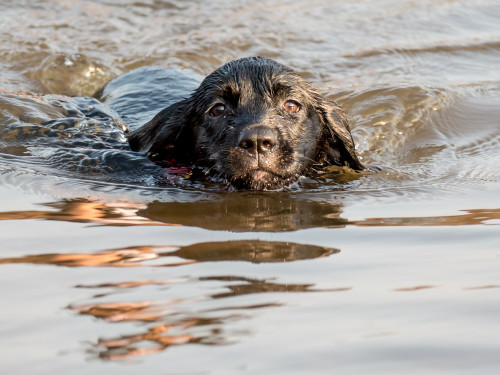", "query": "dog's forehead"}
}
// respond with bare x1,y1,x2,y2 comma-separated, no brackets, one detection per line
204,59,310,101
